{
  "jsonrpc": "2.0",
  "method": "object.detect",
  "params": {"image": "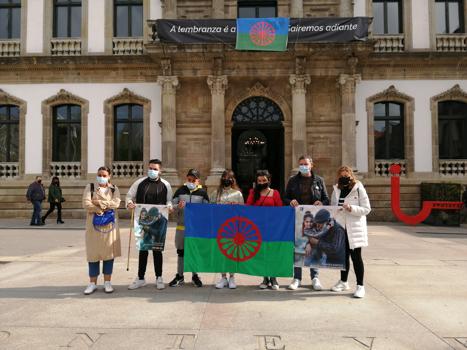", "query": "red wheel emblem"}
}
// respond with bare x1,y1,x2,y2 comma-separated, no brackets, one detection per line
217,216,262,262
249,21,276,47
